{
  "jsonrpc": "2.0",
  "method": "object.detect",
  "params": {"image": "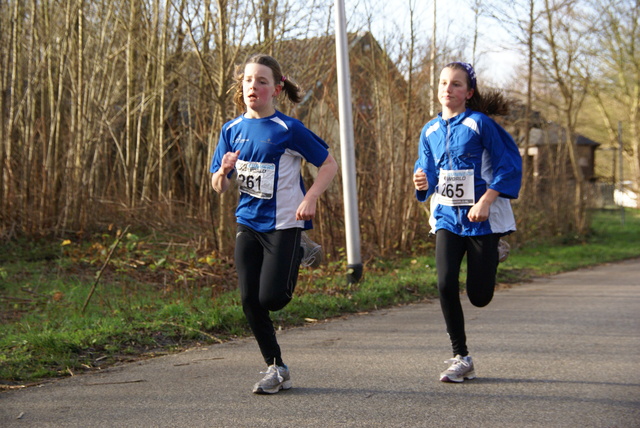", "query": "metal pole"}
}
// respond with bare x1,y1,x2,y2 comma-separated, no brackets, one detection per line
429,0,437,117
618,121,625,226
334,0,363,284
